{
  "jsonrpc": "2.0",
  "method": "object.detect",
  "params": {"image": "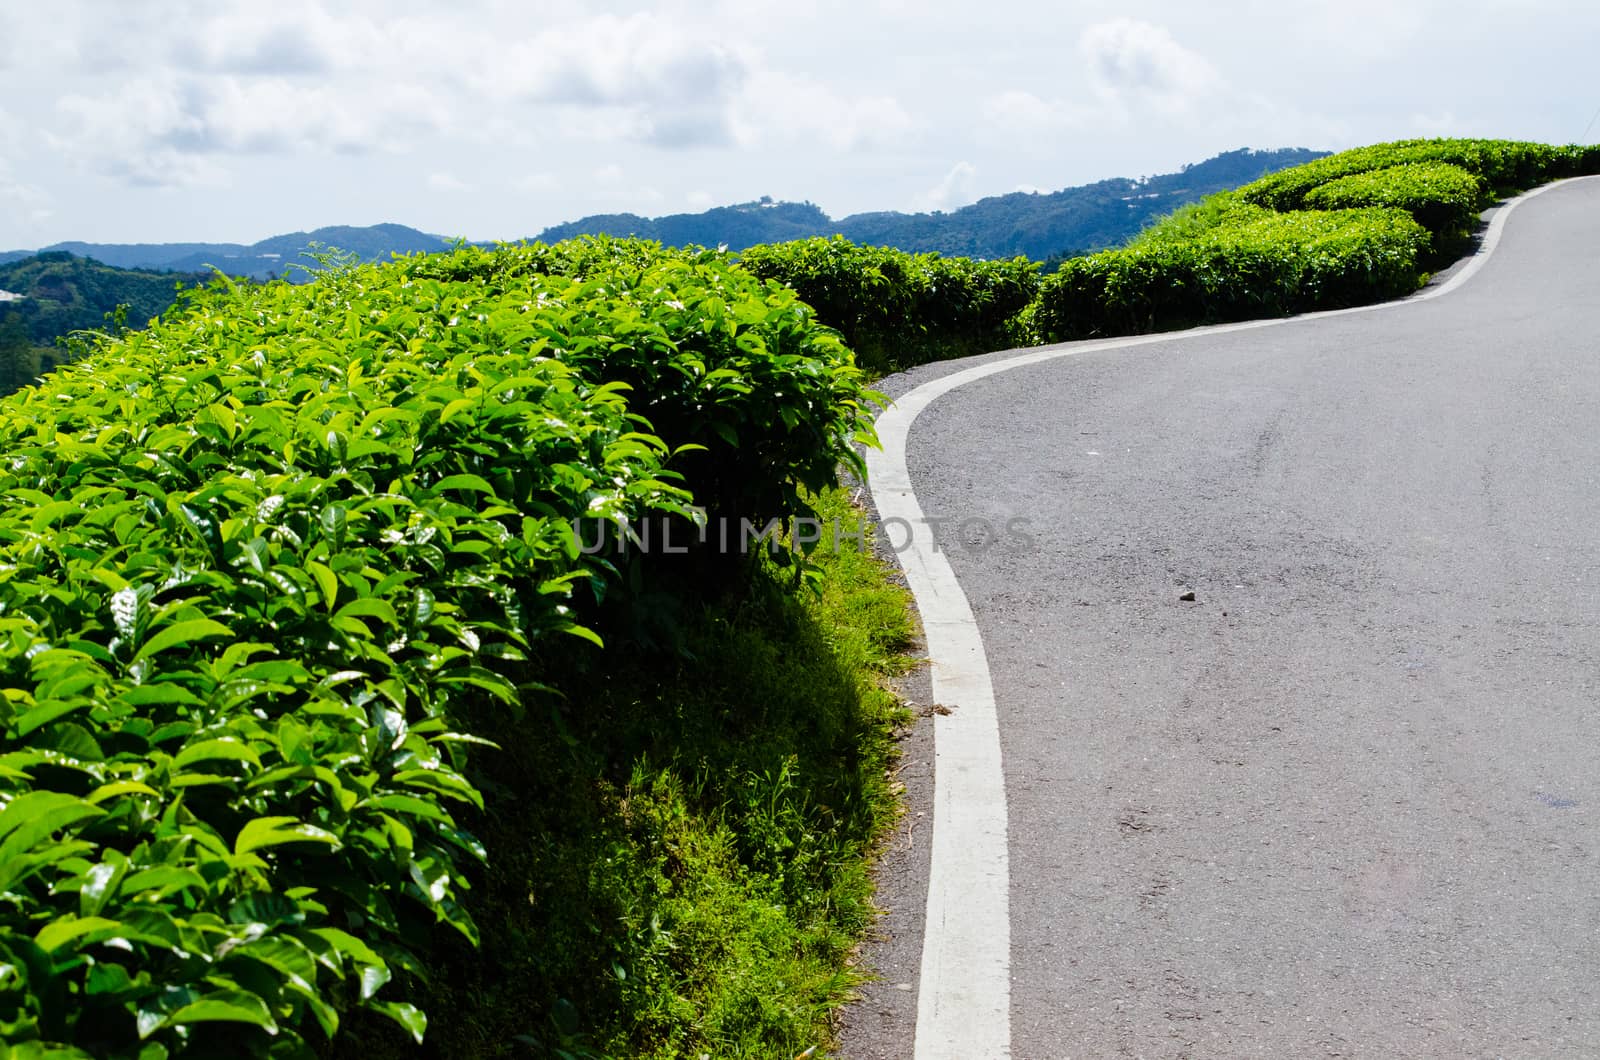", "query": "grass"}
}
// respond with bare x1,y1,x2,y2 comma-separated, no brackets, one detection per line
327,486,916,1058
